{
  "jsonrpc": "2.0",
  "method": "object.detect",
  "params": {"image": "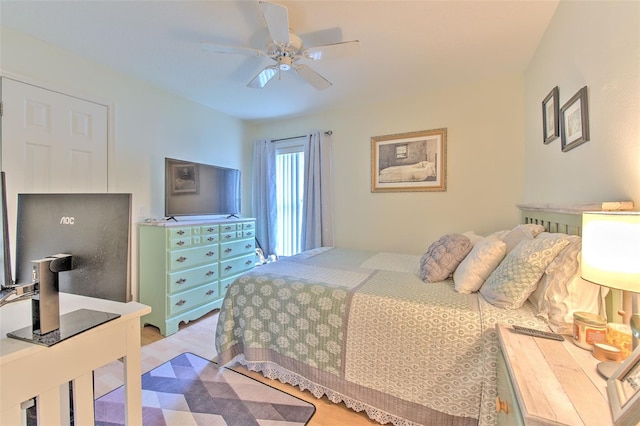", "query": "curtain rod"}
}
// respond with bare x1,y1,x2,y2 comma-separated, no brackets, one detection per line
271,130,333,143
